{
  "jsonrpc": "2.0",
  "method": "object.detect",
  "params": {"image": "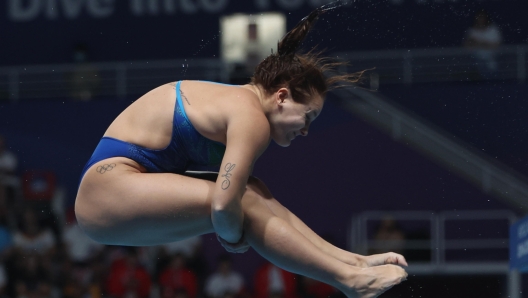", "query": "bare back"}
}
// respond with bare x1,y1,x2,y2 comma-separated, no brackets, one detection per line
104,80,267,151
